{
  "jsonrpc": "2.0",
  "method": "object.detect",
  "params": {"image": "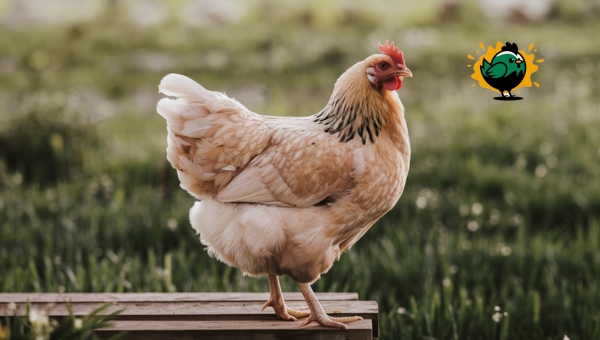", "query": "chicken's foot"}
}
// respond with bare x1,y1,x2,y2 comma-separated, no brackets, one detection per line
297,282,363,330
262,274,311,321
